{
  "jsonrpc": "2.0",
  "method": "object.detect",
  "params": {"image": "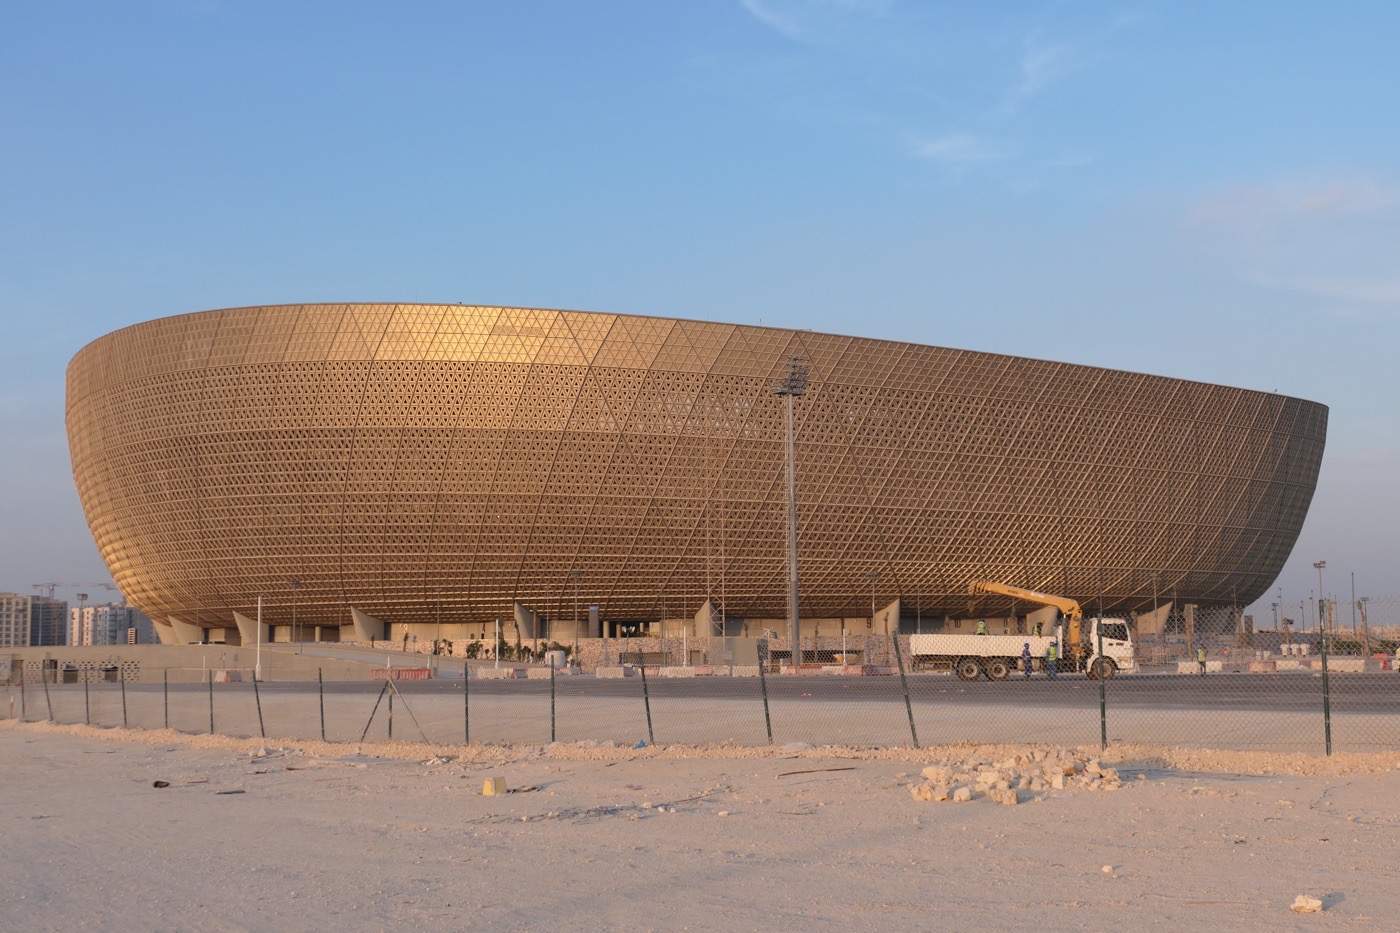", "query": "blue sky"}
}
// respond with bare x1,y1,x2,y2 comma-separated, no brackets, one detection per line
2,1,1395,622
